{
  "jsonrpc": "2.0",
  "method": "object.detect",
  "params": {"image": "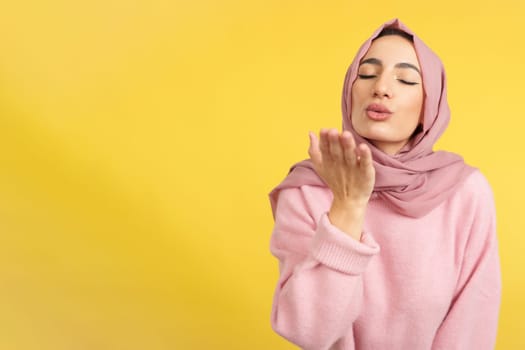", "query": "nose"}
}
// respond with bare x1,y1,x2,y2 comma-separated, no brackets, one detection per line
372,74,392,98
